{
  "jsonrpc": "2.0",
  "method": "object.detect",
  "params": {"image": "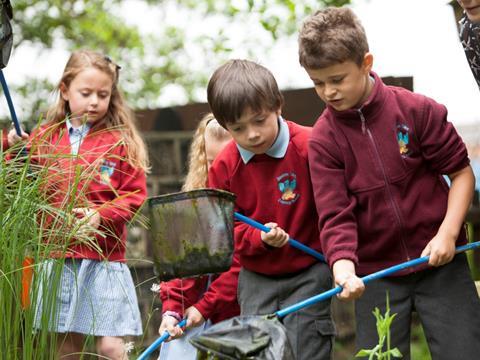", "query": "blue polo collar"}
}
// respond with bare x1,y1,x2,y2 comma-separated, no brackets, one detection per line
66,119,91,137
237,116,289,164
